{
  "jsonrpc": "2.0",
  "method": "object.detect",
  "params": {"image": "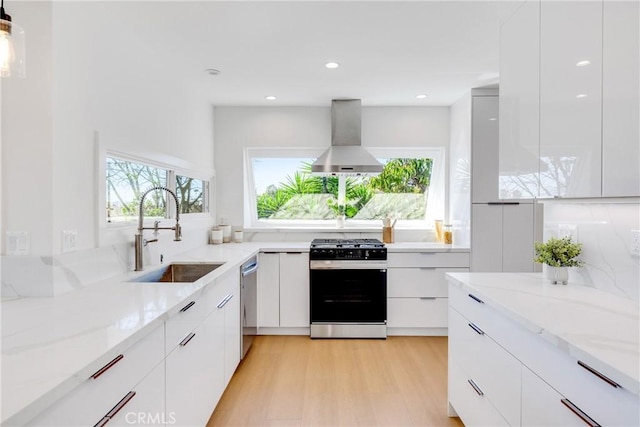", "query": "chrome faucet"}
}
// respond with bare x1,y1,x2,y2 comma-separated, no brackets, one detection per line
134,186,182,271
